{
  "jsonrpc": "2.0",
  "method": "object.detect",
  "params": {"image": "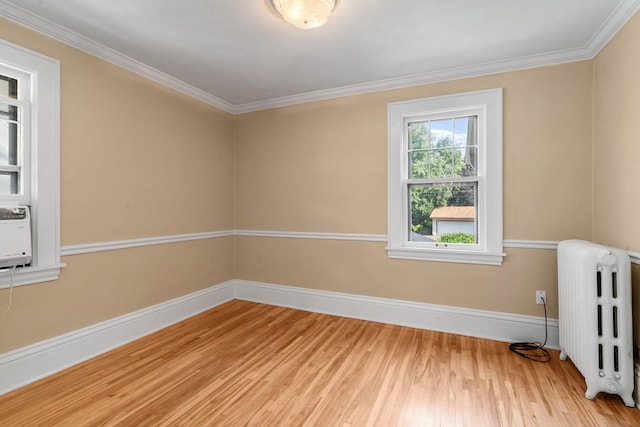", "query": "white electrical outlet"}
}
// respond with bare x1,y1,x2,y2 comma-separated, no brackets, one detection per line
536,290,546,304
